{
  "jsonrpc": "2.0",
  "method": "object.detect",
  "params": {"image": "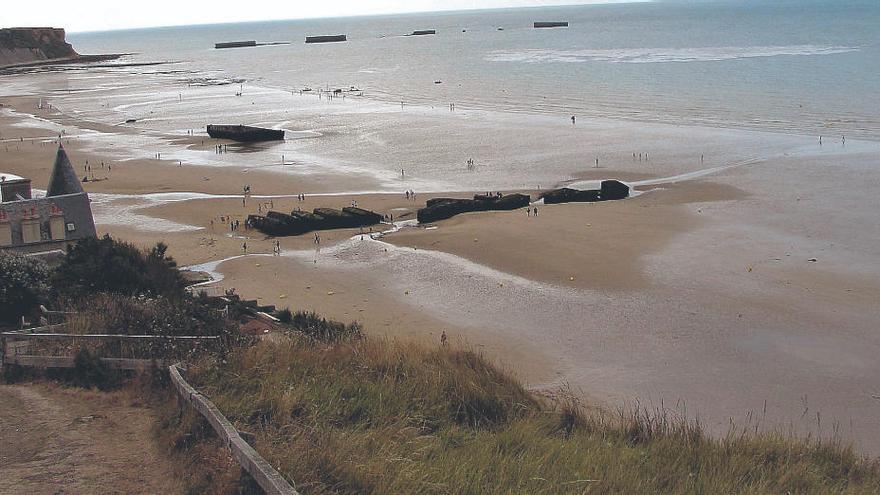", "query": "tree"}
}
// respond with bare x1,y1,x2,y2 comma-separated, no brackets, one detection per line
0,251,50,325
53,235,185,299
